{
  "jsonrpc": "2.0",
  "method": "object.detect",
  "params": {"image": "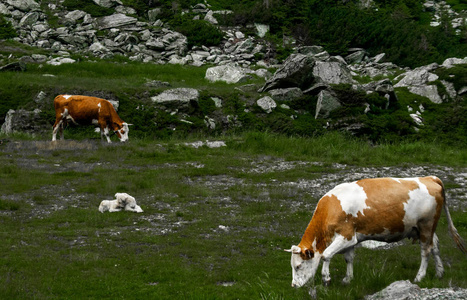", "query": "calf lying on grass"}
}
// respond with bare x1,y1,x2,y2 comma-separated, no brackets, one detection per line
99,193,143,213
286,176,467,287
